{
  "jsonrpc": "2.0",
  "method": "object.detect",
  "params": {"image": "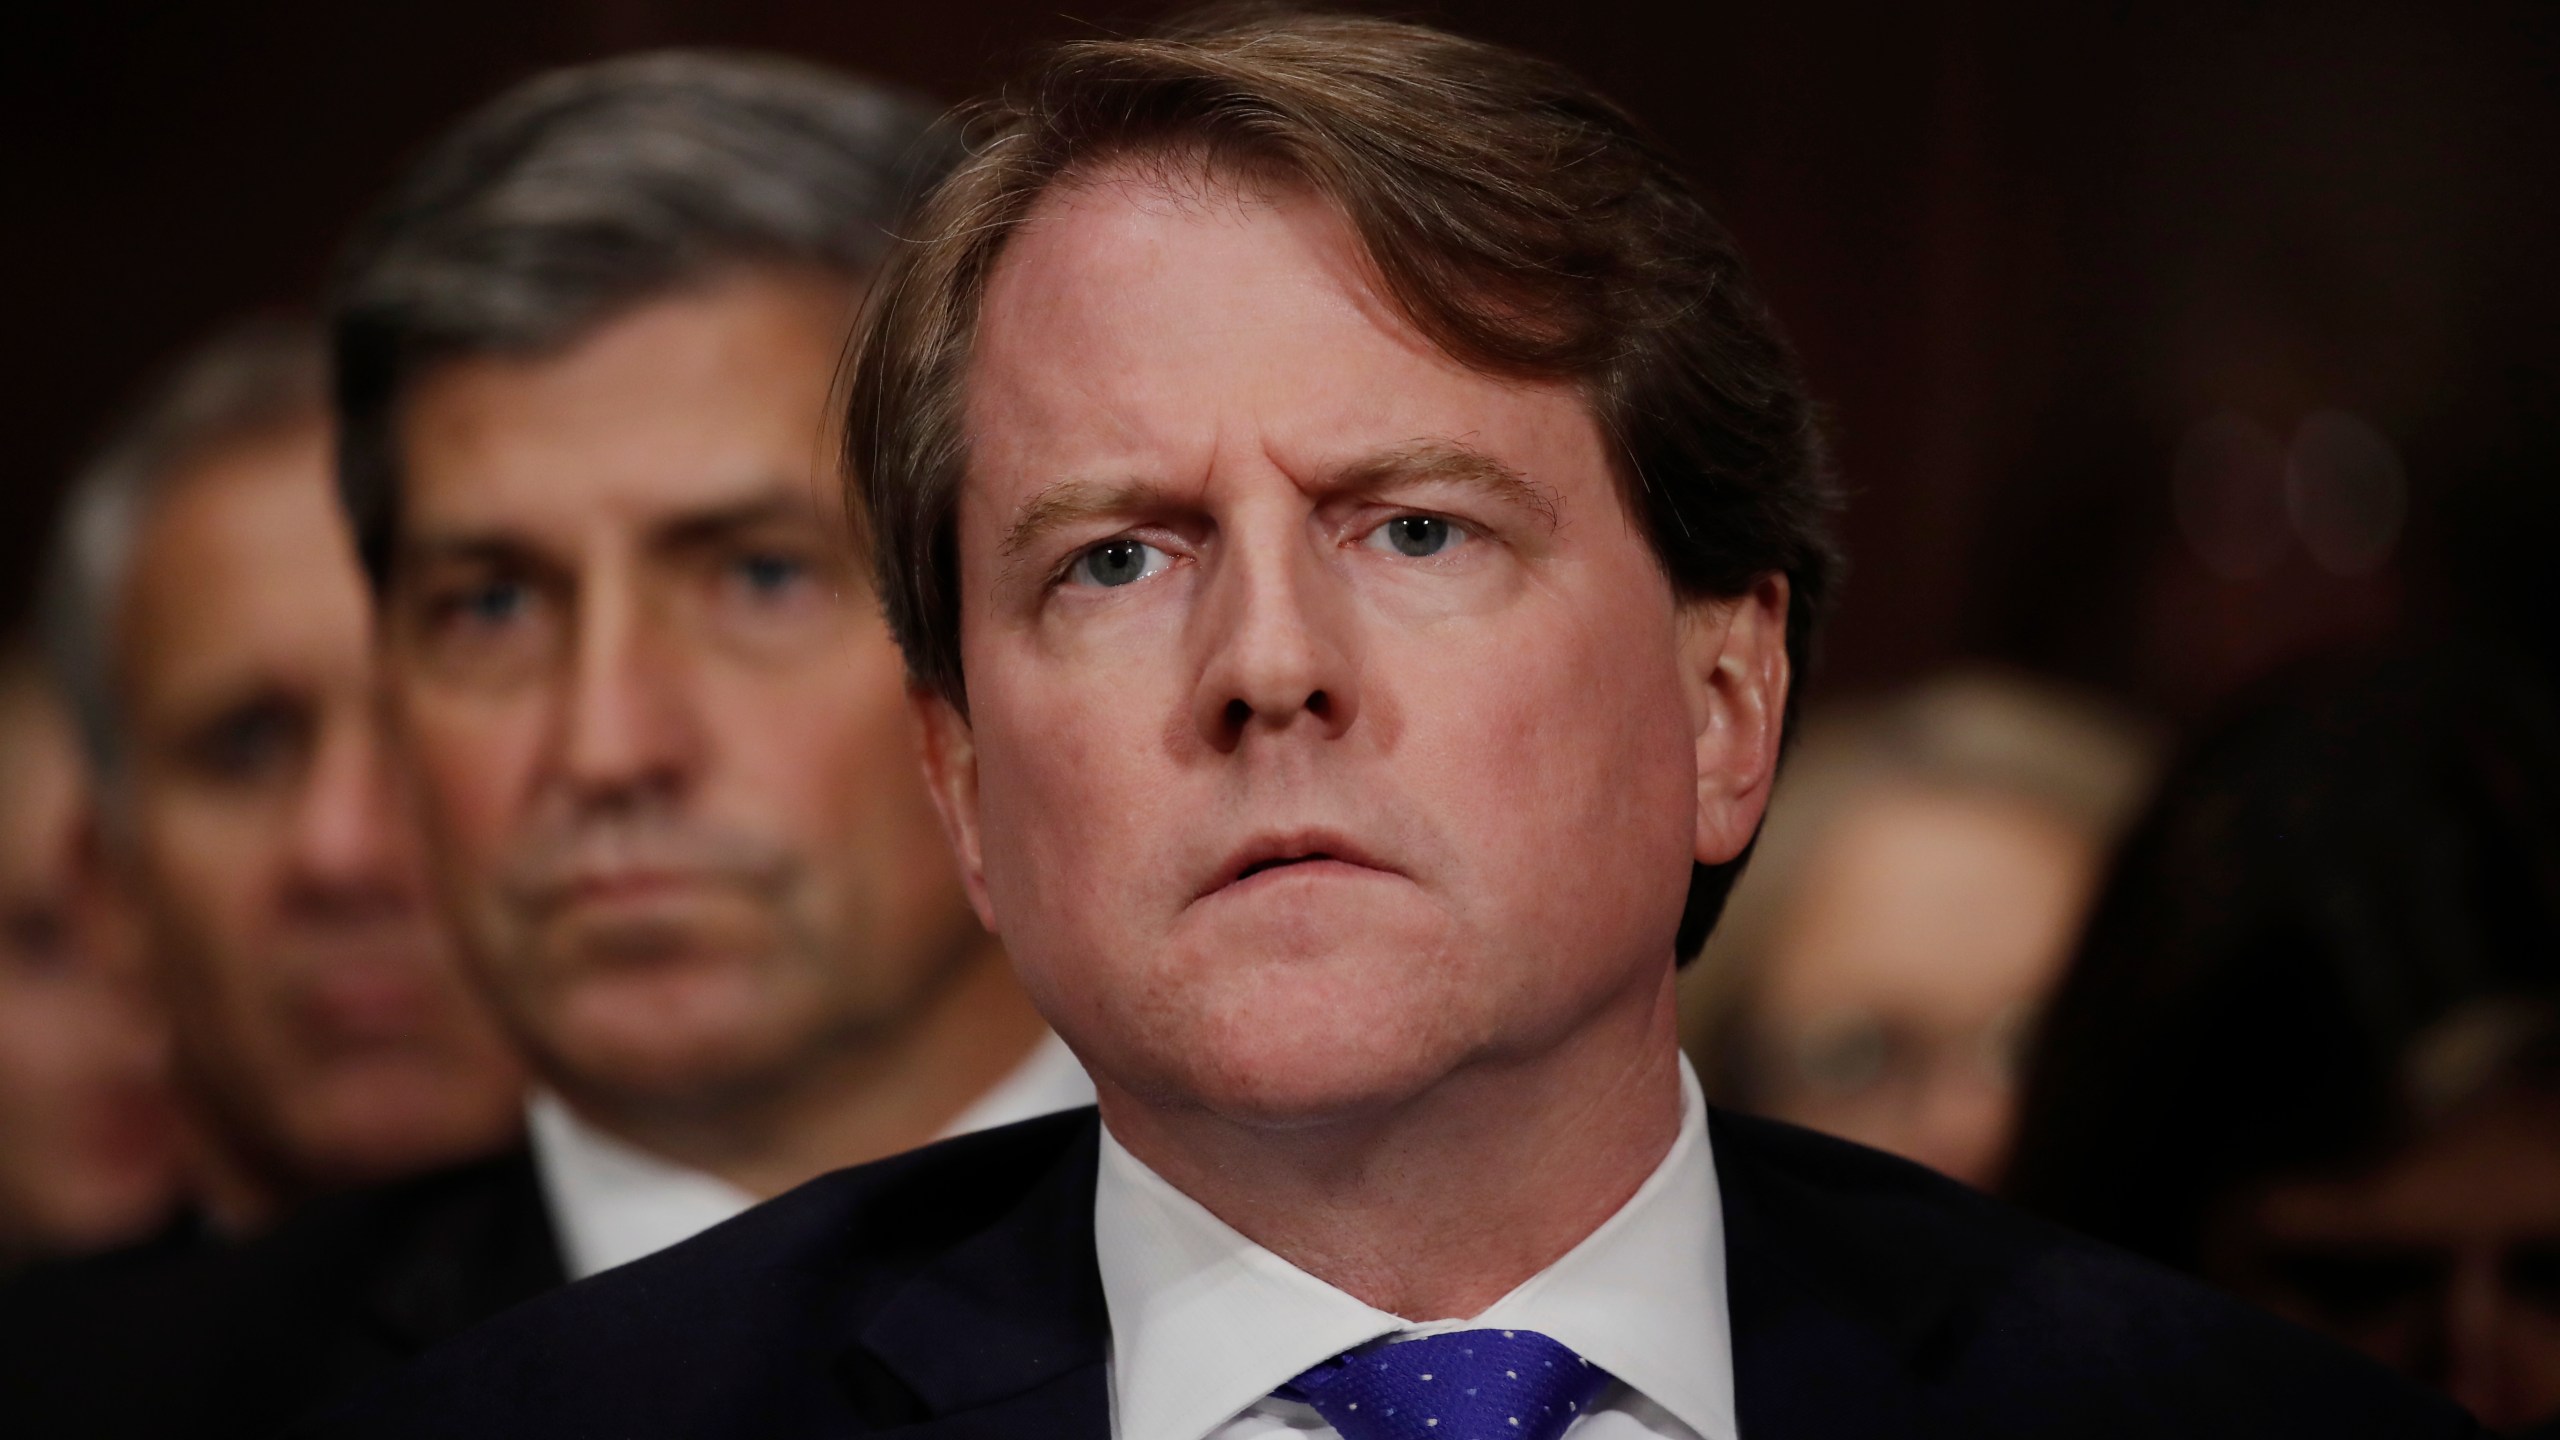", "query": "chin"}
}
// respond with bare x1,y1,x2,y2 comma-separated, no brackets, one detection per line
1174,1036,1463,1130
545,969,804,1103
298,1069,521,1181
1079,924,1490,1130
